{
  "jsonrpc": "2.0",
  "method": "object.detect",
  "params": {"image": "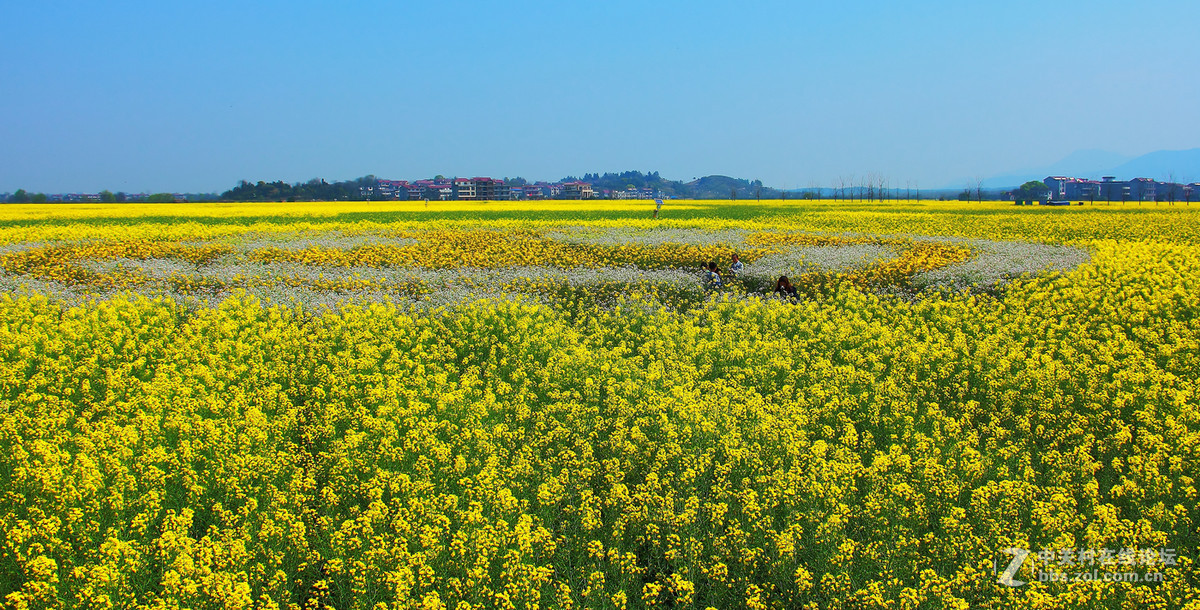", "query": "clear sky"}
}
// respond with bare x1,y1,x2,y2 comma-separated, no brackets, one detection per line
2,0,1198,193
